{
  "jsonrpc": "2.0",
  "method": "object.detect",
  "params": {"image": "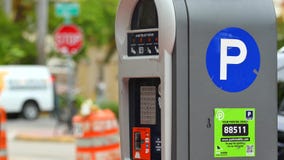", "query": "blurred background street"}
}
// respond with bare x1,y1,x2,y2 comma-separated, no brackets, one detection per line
0,1,121,159
6,115,75,160
0,0,283,159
